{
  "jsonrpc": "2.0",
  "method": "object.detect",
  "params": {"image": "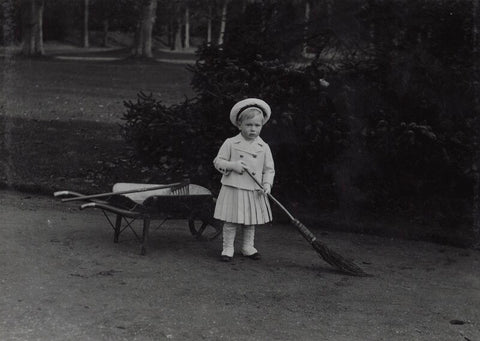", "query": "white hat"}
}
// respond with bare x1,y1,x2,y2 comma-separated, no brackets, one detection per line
229,98,271,126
